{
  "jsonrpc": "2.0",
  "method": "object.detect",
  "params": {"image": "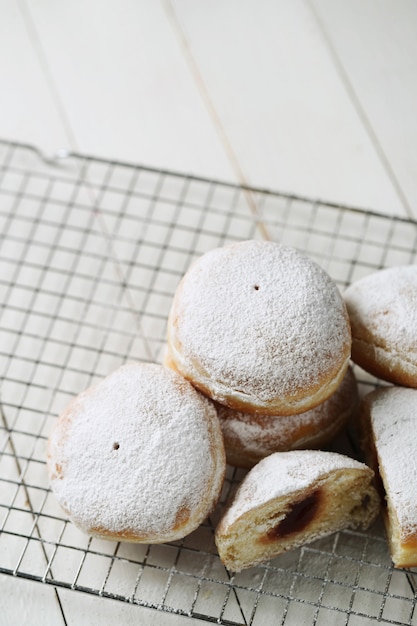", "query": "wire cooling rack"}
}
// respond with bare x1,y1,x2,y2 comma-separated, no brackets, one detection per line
1,139,417,626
